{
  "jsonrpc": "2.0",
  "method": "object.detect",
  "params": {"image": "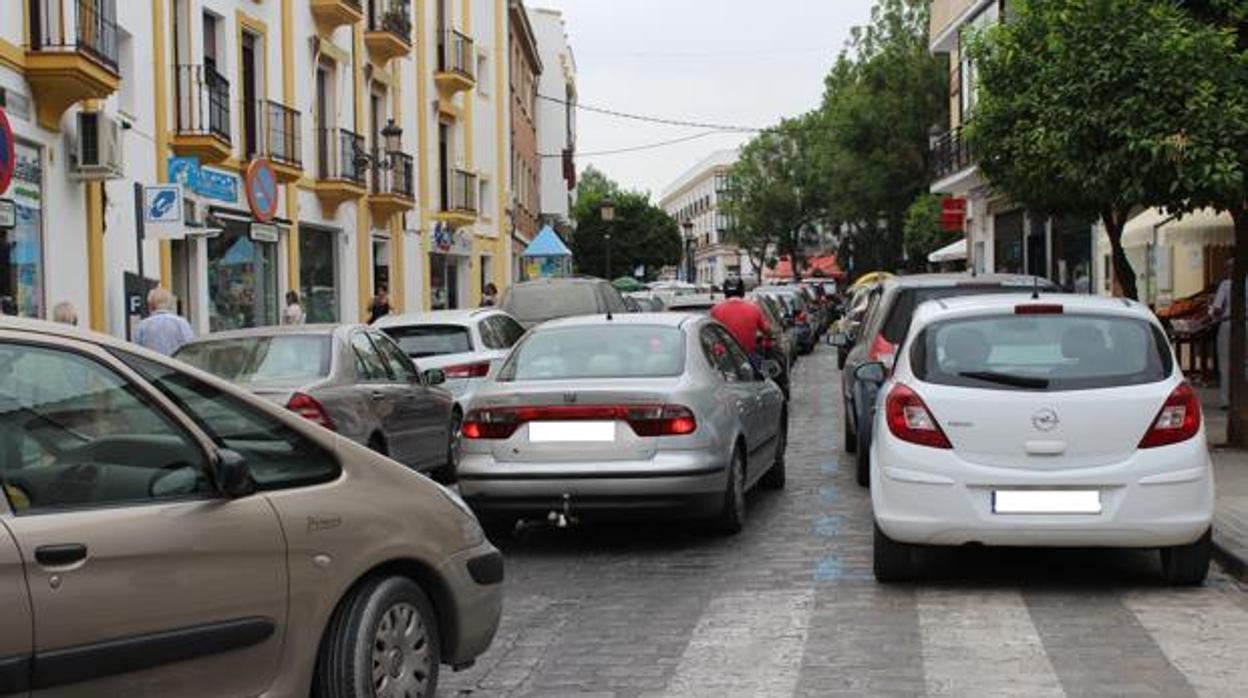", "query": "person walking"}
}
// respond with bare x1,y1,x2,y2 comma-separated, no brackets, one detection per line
710,276,770,366
51,302,78,326
481,282,498,307
368,286,392,324
134,288,193,356
283,290,306,325
1211,258,1247,410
